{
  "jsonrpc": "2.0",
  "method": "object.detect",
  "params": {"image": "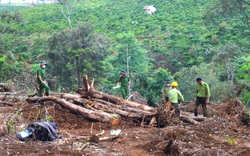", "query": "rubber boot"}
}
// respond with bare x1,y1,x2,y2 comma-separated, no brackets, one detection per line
194,112,198,116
